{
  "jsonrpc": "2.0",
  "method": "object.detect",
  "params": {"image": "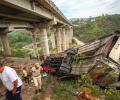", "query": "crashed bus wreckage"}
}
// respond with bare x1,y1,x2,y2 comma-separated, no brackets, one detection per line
41,30,120,88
